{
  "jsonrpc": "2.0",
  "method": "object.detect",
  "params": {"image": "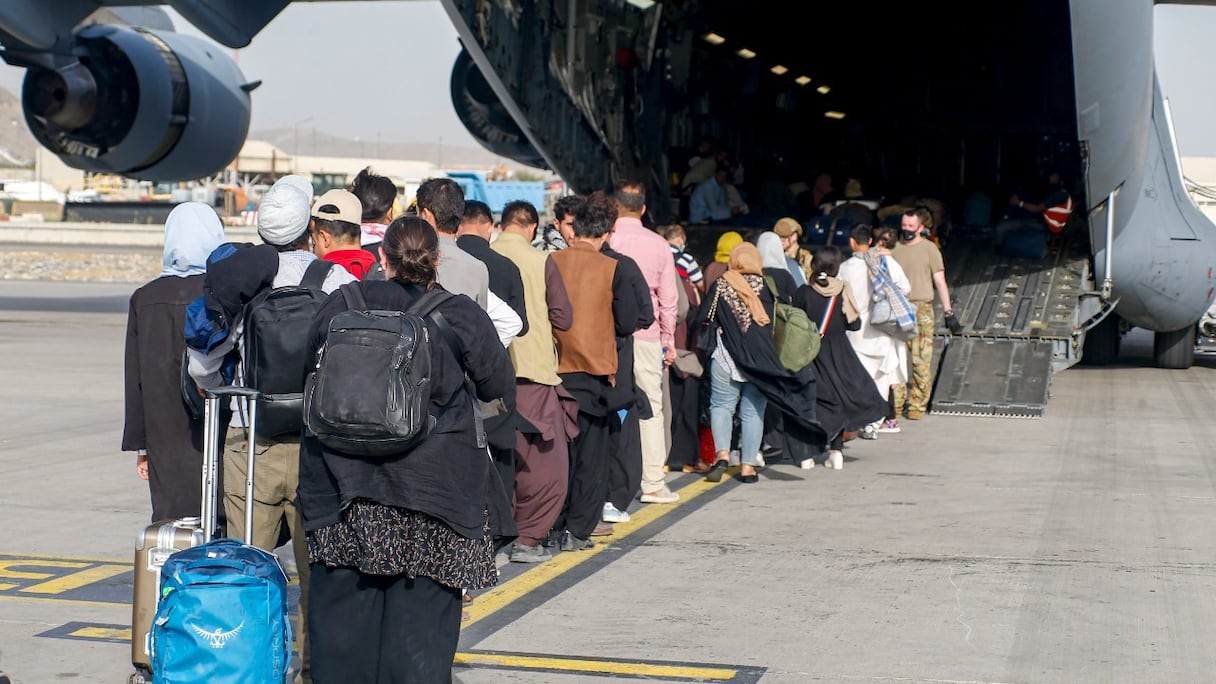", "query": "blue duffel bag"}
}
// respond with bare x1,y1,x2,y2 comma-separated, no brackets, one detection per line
151,538,293,684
